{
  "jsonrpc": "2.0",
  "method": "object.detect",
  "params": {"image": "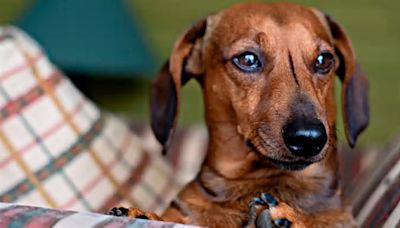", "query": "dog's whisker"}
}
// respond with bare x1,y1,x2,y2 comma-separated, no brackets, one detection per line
248,121,269,127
